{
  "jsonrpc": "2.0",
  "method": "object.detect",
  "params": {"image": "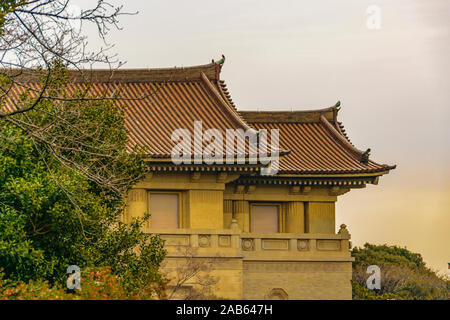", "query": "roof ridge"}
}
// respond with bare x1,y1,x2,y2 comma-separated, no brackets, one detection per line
2,62,220,83
319,115,368,163
239,108,335,123
240,107,335,113
215,79,253,129
335,121,354,146
200,72,253,131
